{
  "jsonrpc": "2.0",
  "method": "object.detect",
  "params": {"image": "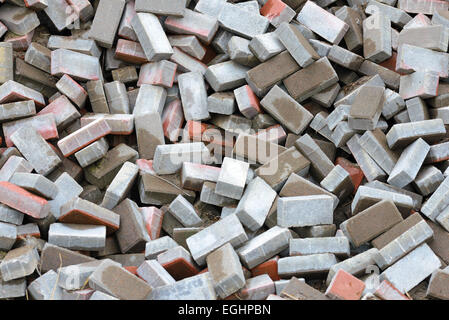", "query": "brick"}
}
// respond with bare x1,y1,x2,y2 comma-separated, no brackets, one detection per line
51,49,102,82
277,195,334,228
88,0,125,48
246,51,299,96
326,248,379,285
0,4,39,35
365,0,412,27
388,138,430,188
234,177,276,231
85,80,109,114
48,36,100,58
181,162,220,192
295,134,335,181
135,0,185,16
0,278,26,299
28,270,62,300
248,32,285,62
162,99,184,142
48,223,106,251
153,142,210,175
398,25,448,52
414,165,443,196
137,260,176,288
165,9,218,44
0,204,24,225
320,165,354,199
89,291,118,300
187,214,248,266
140,206,163,240
205,60,250,92
0,221,17,250
74,138,109,168
150,272,216,300
158,245,199,280
200,181,238,207
374,219,434,269
57,118,111,157
290,237,350,258
325,269,365,300
0,80,45,107
218,3,269,39
352,186,414,216
89,259,152,300
284,57,338,102
341,200,403,247
398,0,448,14
24,42,51,73
255,147,310,191
0,43,13,85
335,6,363,51
56,74,87,109
426,269,449,300
380,244,441,293
349,86,385,130
38,96,80,131
215,157,249,200
363,14,391,63
84,144,138,189
280,277,329,300
358,129,399,174
104,81,129,114
297,1,348,44
145,236,178,259
115,39,148,64
168,35,206,60
374,280,410,300
168,195,202,227
260,85,313,134
40,242,95,273
10,173,57,199
386,119,446,150
114,198,150,253
278,253,338,278
48,172,83,219
80,113,134,135
178,71,210,121
138,61,177,88
117,0,137,41
59,197,120,234
397,44,449,78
